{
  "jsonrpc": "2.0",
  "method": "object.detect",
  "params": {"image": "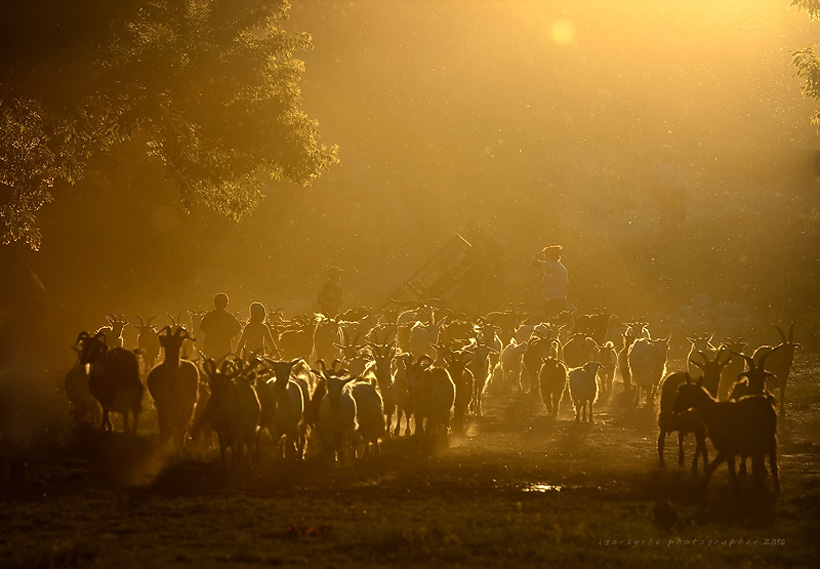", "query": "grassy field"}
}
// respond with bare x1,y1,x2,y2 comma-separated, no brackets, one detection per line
2,356,819,568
